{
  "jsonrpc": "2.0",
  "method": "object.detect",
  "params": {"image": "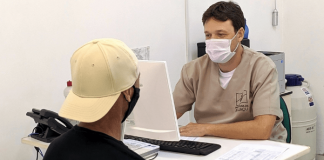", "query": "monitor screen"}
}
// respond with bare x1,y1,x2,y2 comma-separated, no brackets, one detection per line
124,61,180,141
